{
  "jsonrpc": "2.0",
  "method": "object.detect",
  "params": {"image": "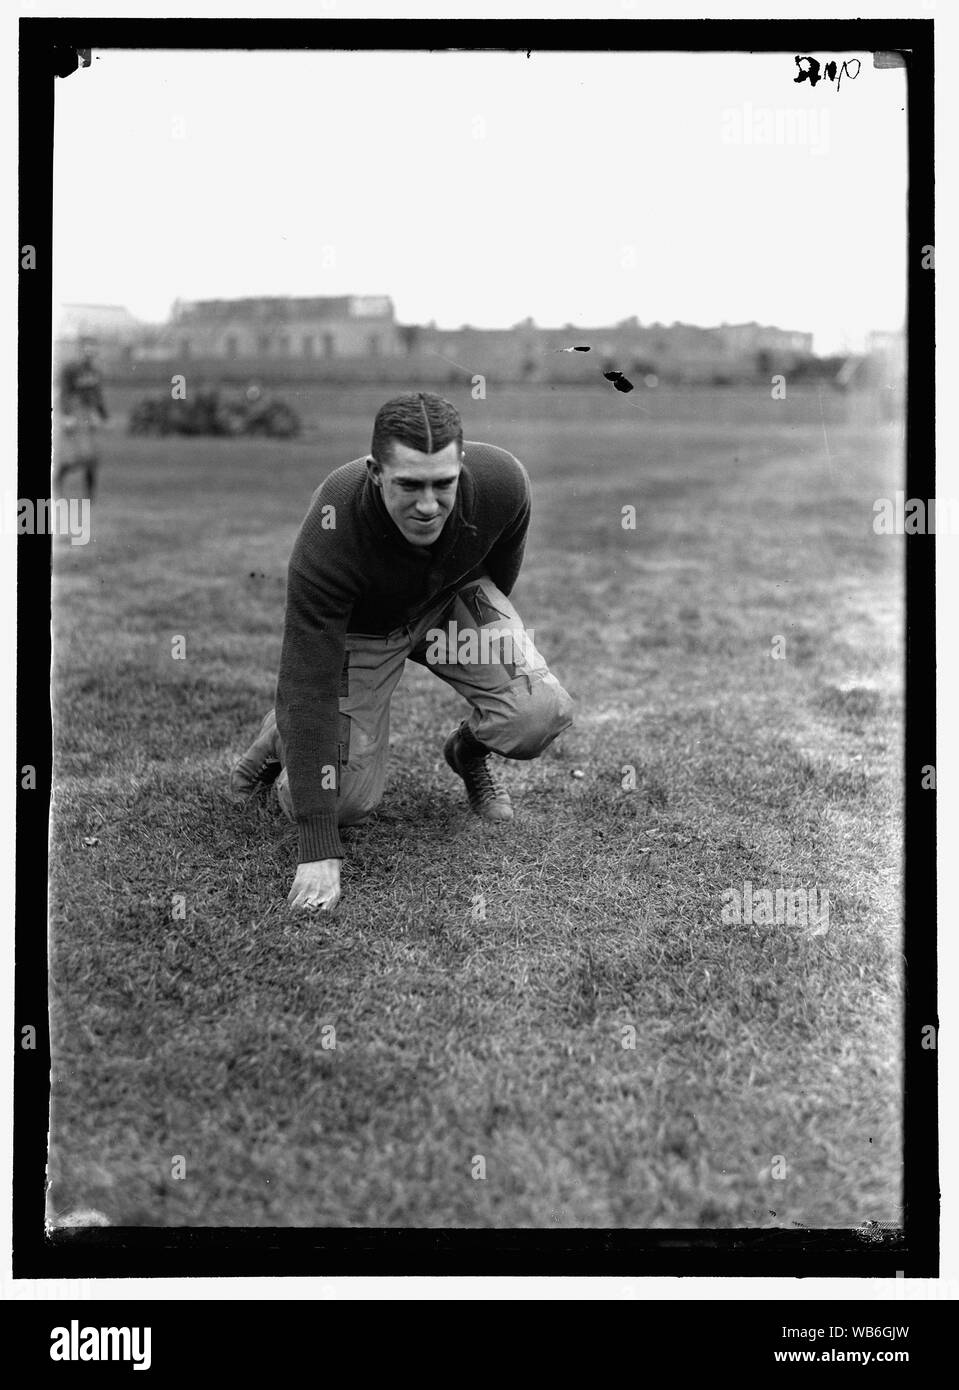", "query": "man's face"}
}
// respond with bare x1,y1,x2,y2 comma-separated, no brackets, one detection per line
80,342,97,364
369,439,462,546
